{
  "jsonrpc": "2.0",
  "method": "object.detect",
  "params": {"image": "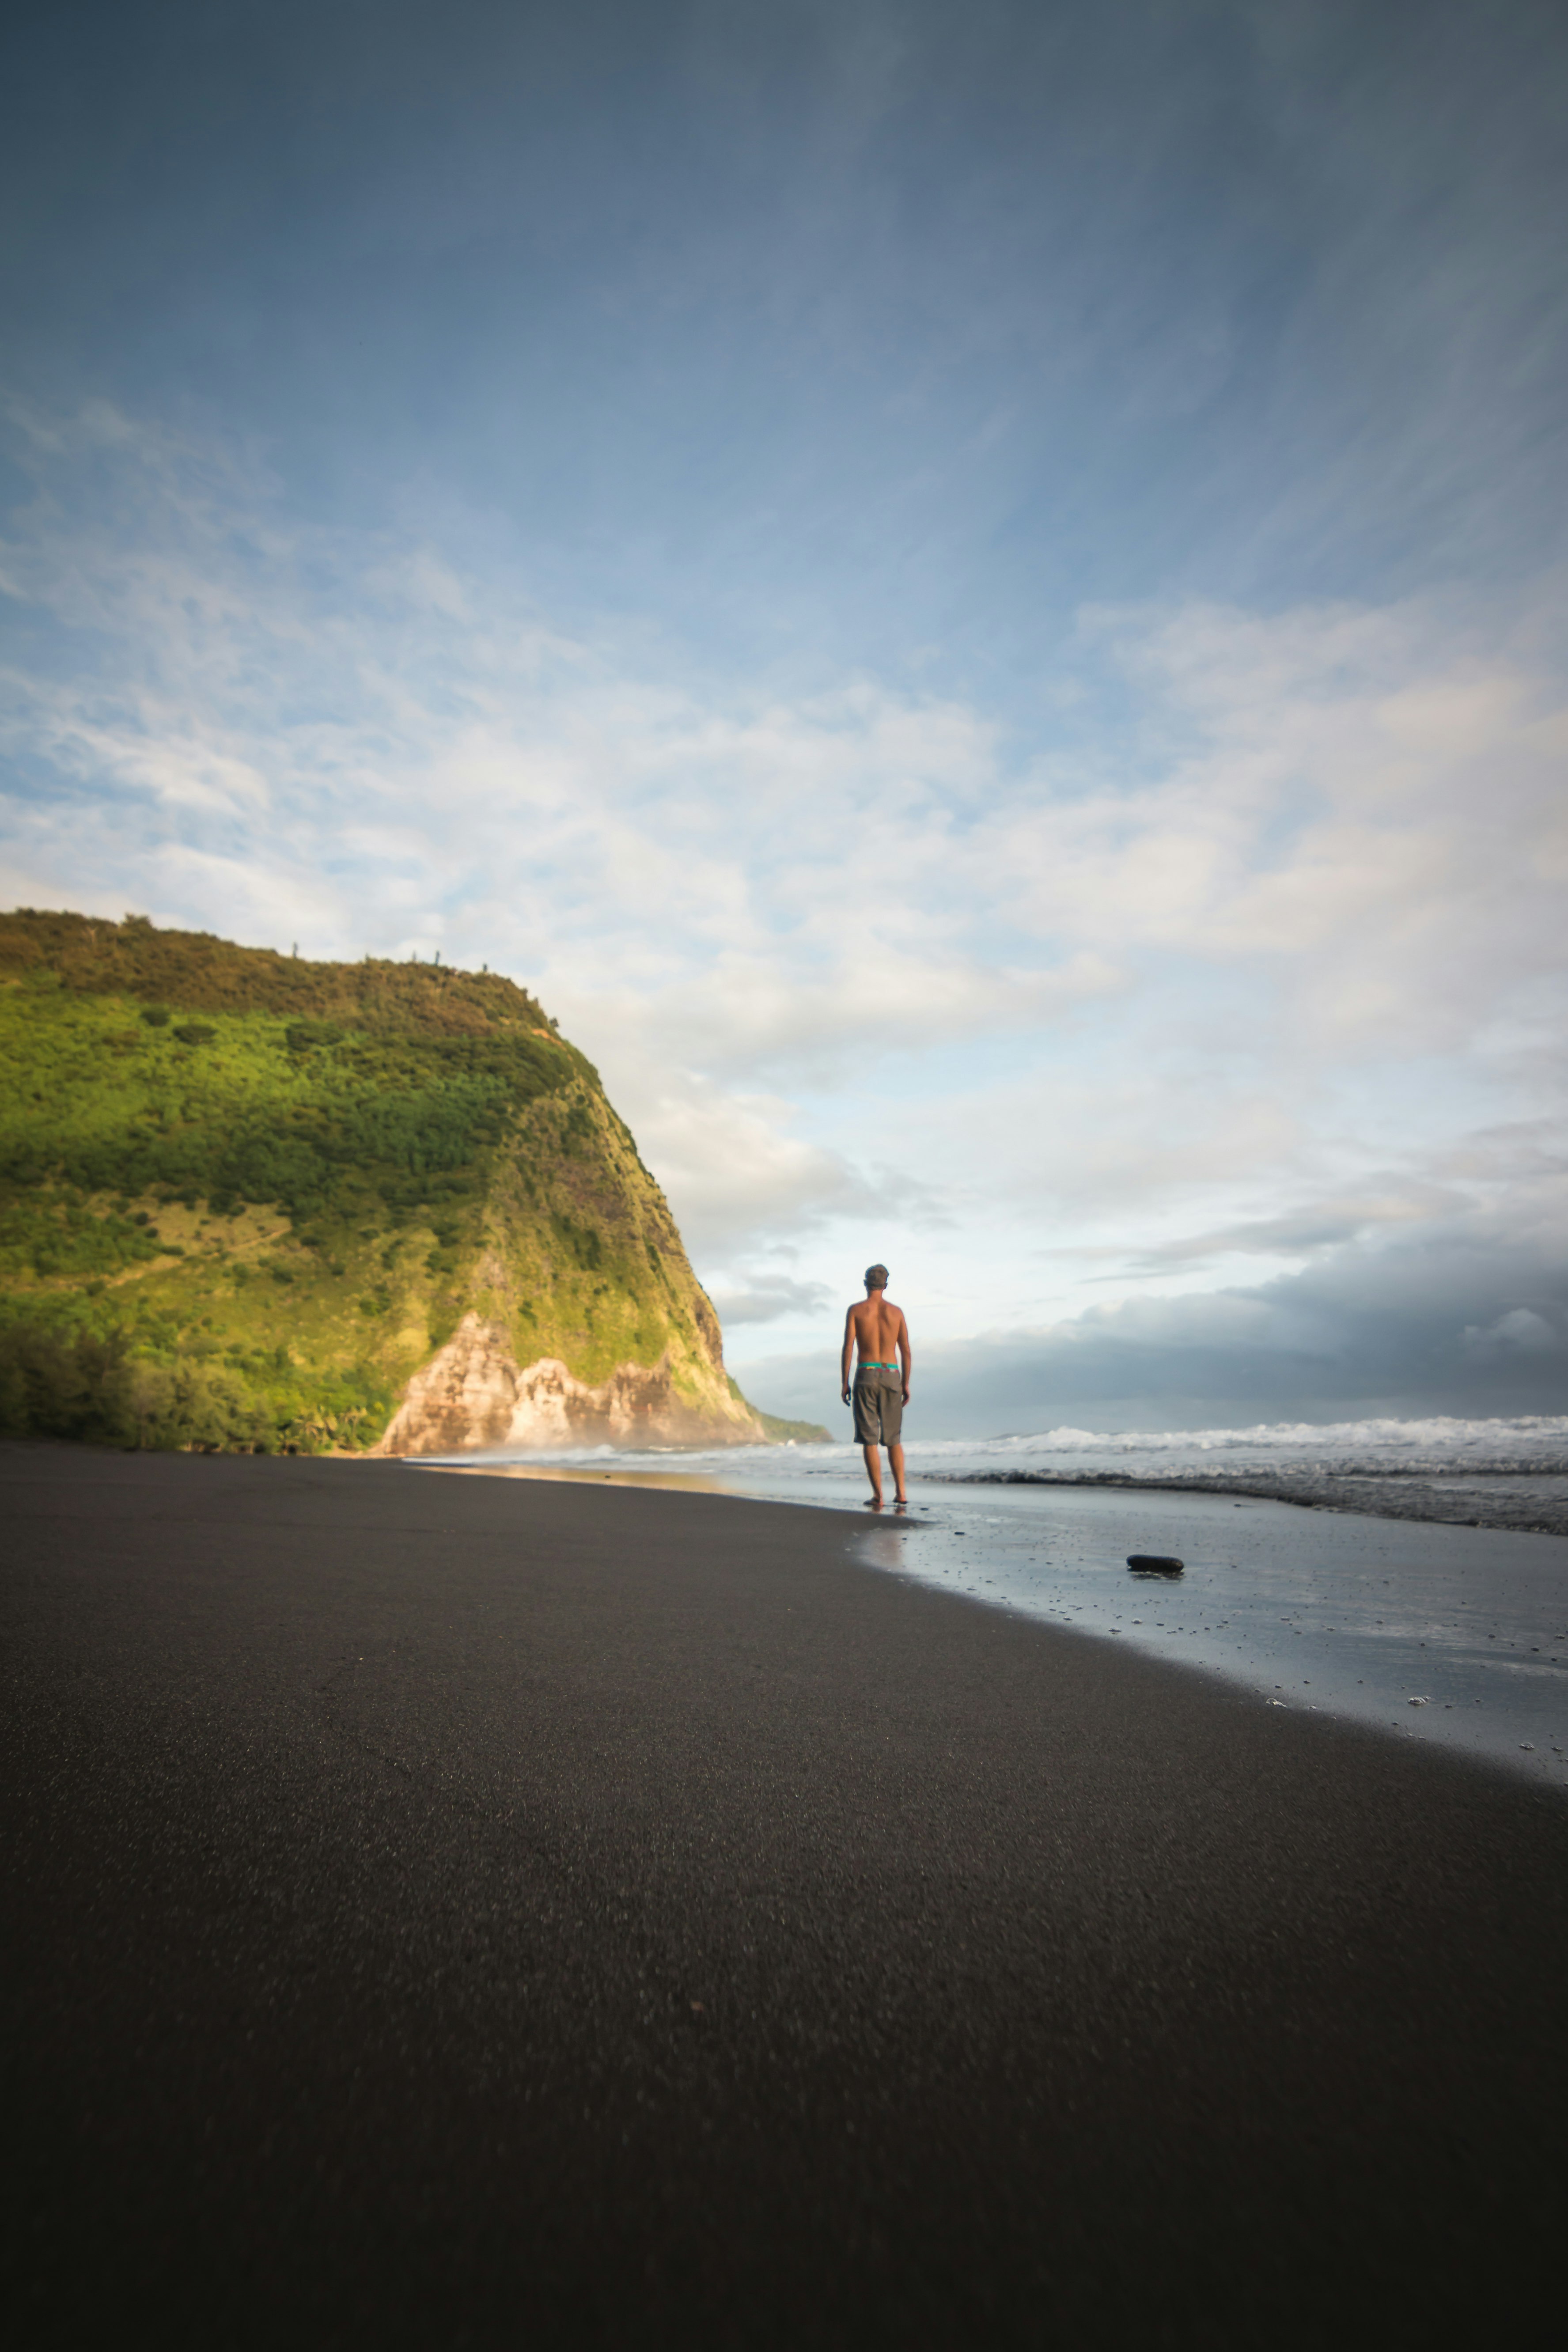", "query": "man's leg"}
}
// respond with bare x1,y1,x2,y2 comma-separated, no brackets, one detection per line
887,1441,907,1504
861,1442,884,1506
